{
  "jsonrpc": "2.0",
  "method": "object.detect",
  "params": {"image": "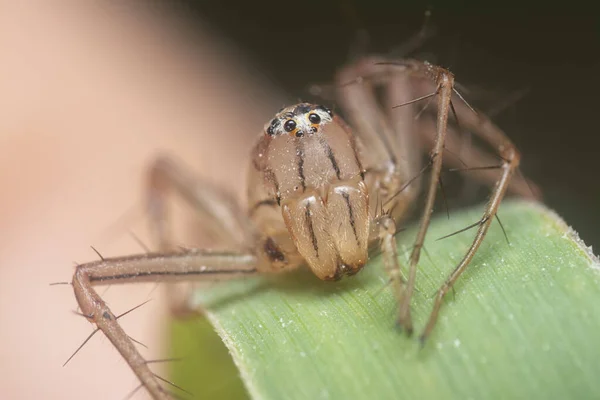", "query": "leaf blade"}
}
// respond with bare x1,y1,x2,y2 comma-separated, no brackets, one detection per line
171,201,600,399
